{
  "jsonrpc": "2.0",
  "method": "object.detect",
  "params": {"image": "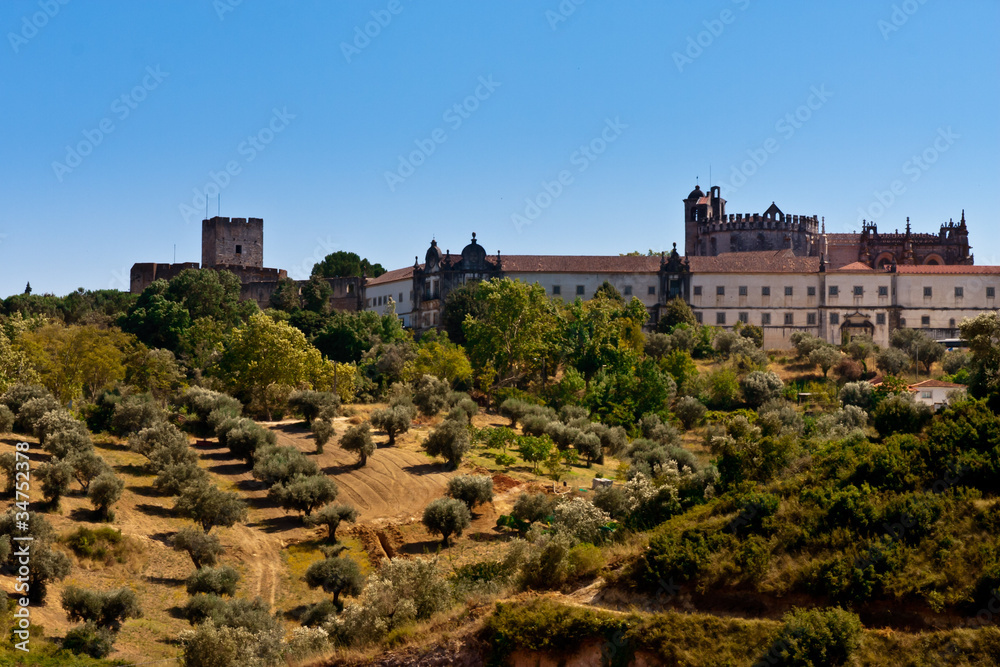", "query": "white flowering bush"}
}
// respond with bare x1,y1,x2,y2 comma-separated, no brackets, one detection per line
552,498,611,544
